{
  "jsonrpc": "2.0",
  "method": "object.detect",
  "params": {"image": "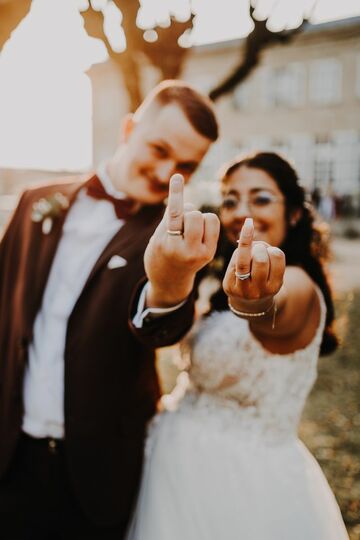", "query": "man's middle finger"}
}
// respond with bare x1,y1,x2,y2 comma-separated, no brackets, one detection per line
166,173,184,234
